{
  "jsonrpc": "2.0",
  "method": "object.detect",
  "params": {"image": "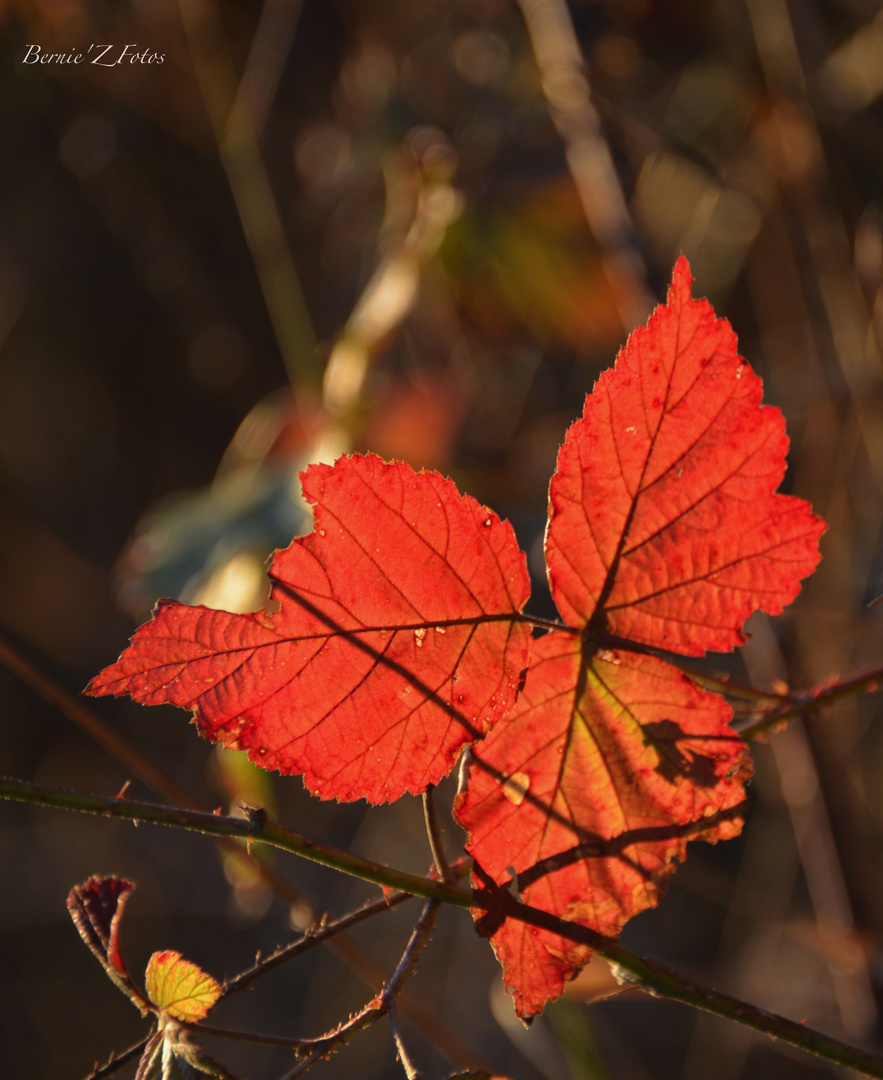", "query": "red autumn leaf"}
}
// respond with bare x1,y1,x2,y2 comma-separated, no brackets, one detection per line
67,875,147,1010
455,258,824,1018
87,453,531,804
458,635,750,1017
545,256,824,655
